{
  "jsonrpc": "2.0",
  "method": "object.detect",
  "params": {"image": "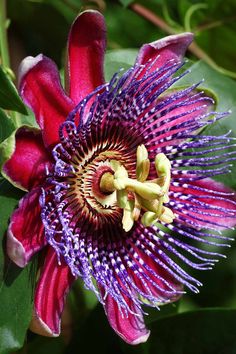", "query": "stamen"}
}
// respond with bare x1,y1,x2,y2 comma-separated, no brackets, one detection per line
155,153,171,215
122,200,135,232
136,144,150,182
99,145,174,231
